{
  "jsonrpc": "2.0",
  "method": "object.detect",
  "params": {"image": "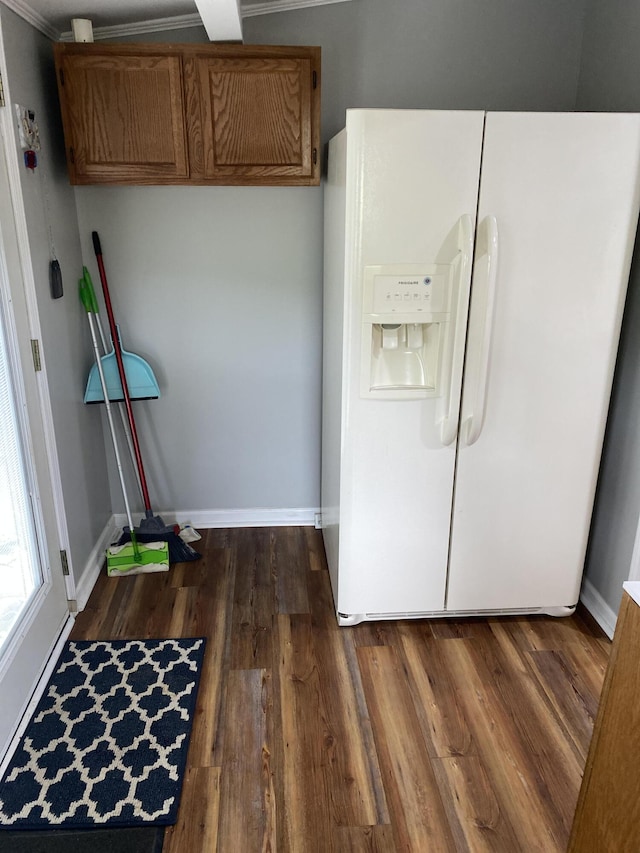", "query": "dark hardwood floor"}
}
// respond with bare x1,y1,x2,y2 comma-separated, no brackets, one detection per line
71,527,610,852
